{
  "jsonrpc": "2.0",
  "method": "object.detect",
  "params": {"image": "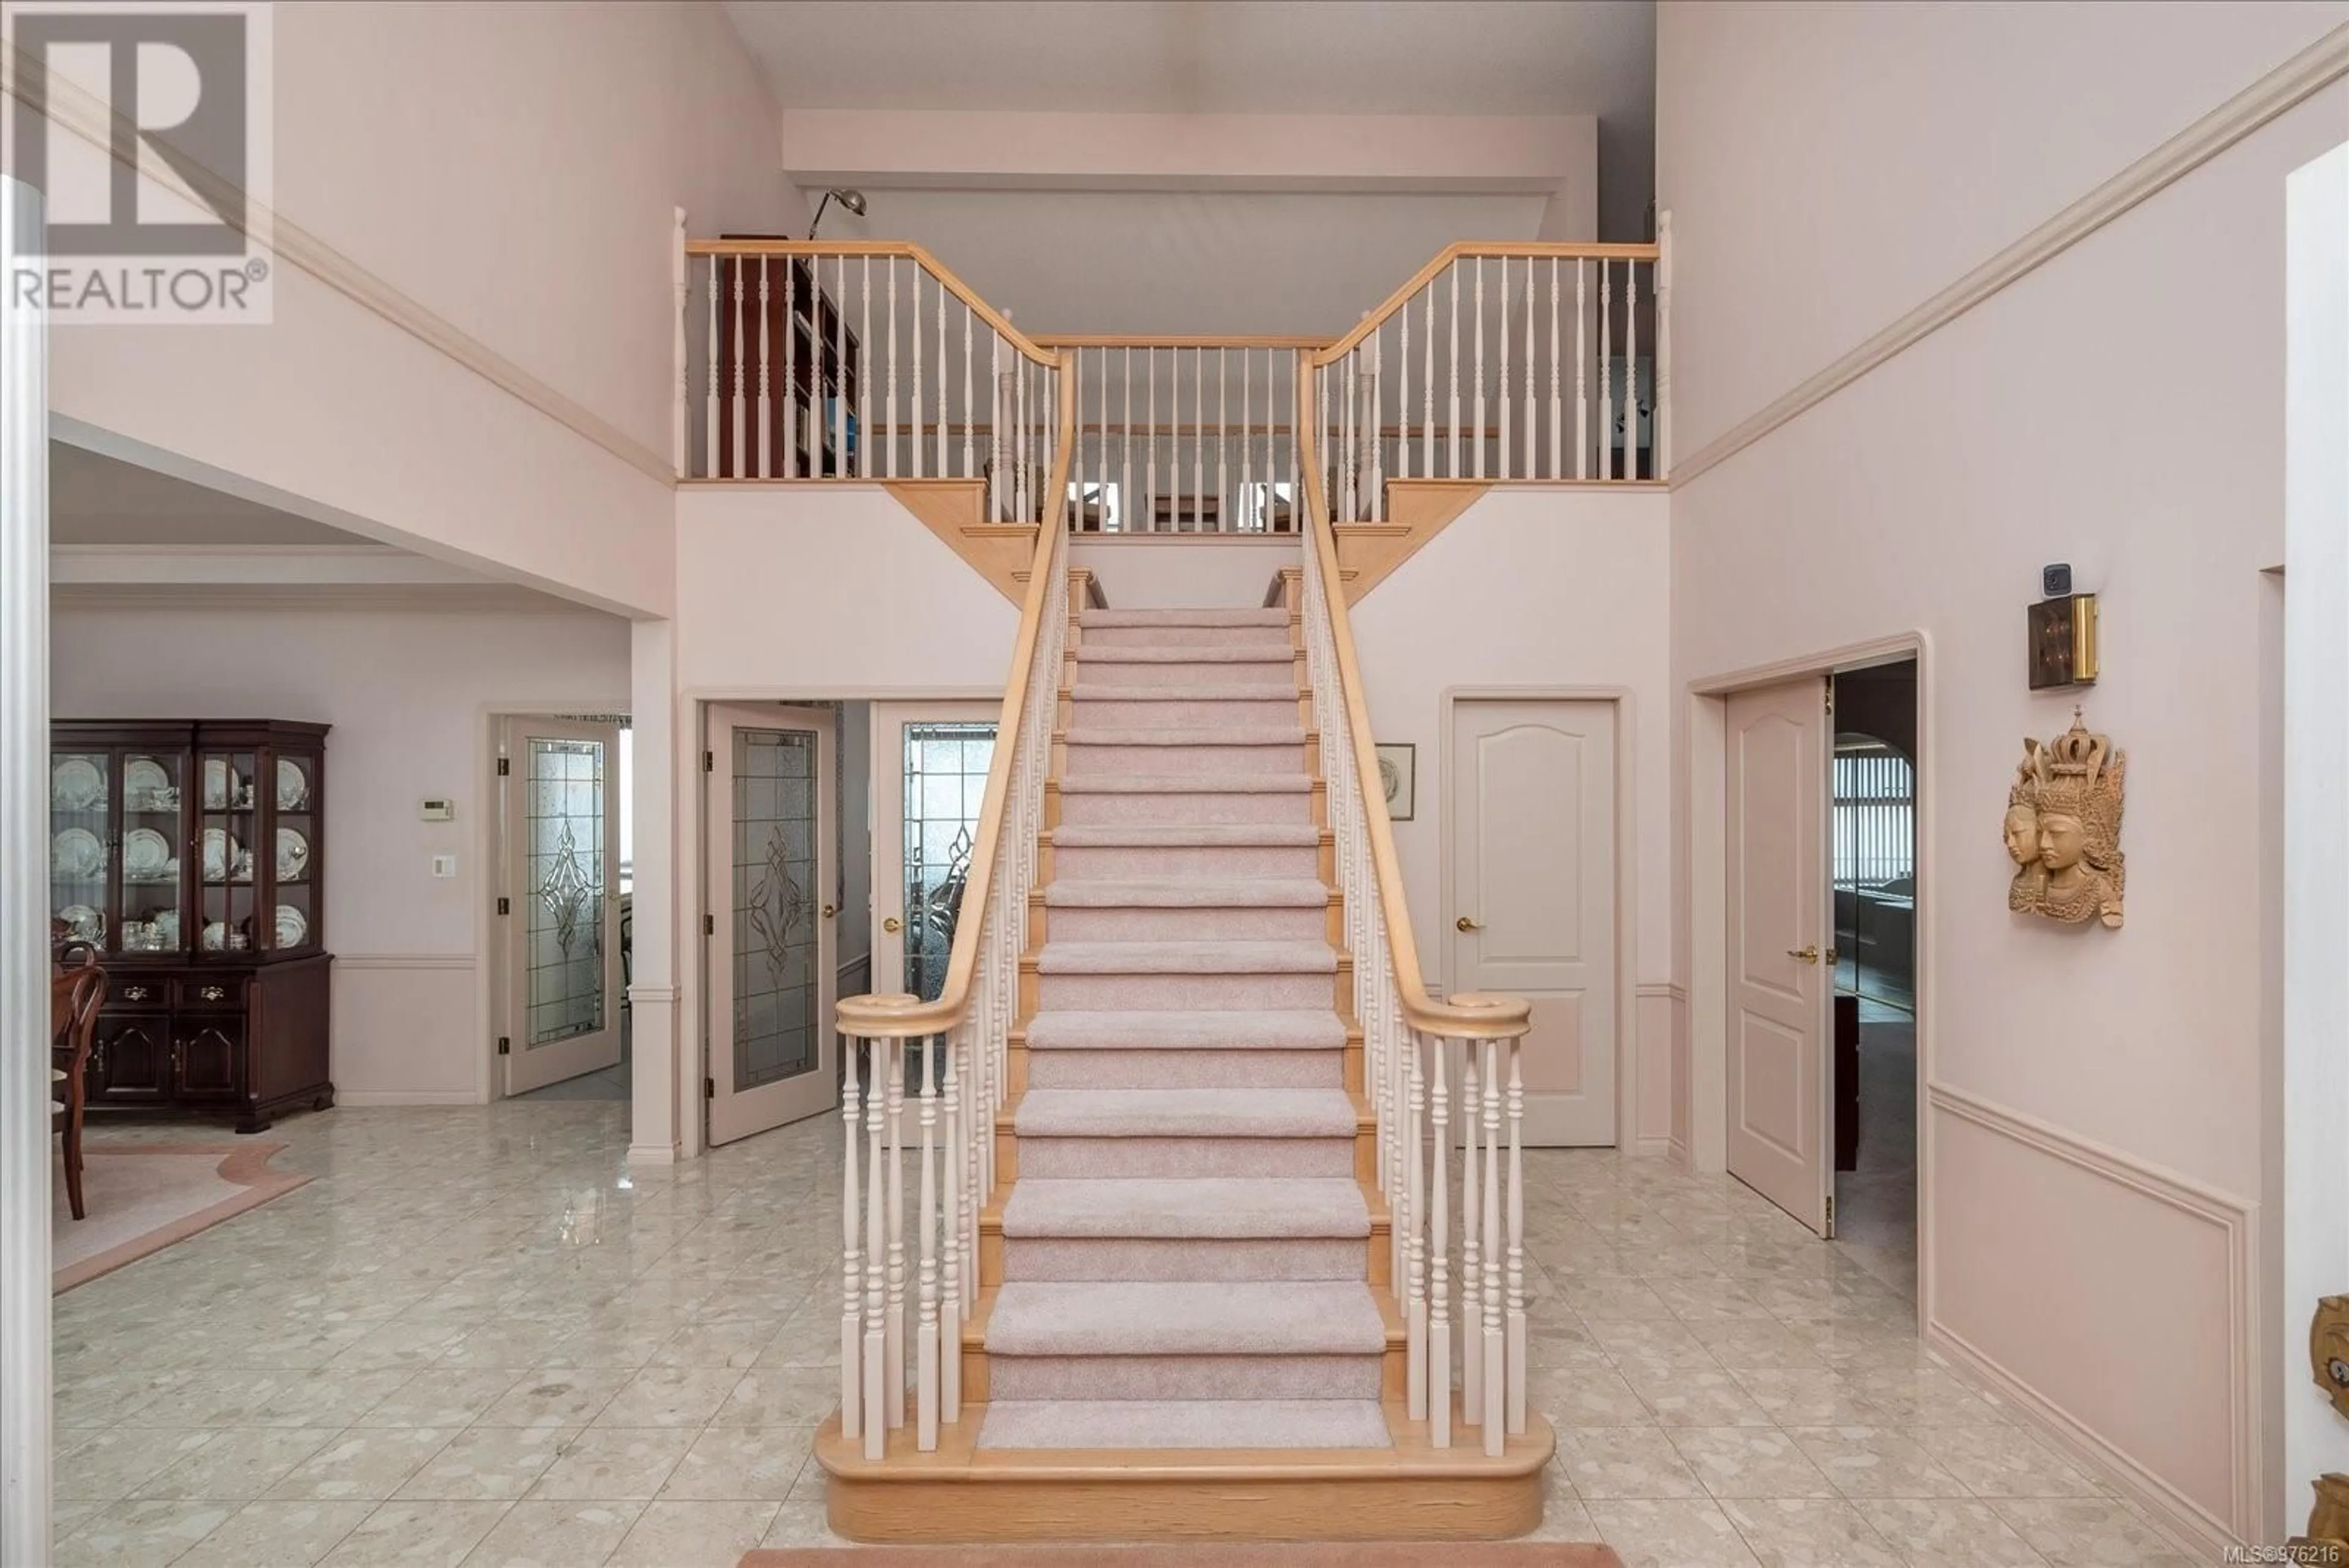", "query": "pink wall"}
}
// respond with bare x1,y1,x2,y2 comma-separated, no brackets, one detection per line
1661,1,2348,1542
